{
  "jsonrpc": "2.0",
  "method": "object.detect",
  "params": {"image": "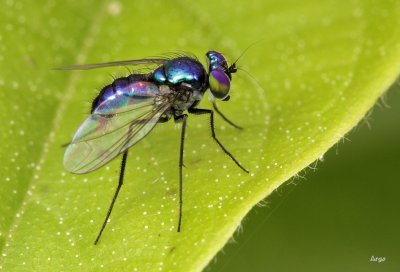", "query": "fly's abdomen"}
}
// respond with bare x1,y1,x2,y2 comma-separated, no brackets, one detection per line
92,74,154,112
